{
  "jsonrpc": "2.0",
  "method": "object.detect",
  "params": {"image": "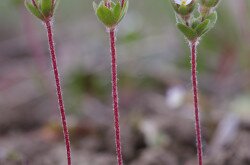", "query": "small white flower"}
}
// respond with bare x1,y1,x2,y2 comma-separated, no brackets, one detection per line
174,0,192,5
